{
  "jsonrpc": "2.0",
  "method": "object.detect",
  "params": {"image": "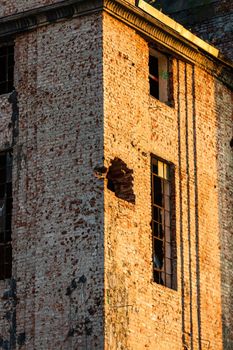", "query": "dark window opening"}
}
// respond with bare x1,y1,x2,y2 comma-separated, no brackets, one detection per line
151,156,176,289
149,55,159,99
107,158,135,204
0,151,13,280
149,49,171,104
0,45,14,95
